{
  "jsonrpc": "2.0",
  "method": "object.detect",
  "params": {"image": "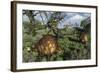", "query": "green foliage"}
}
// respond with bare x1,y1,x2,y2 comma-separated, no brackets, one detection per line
57,28,90,60
23,10,91,62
